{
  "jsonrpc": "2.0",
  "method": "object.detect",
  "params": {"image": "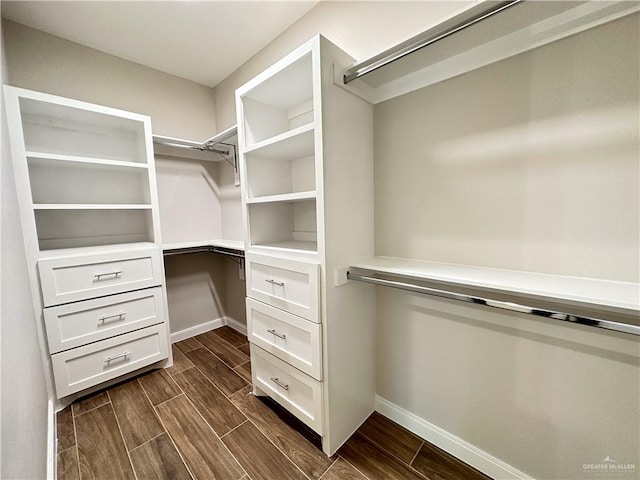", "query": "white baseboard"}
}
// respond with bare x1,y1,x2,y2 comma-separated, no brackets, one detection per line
170,317,246,343
375,395,534,480
224,316,247,335
170,317,225,343
48,398,55,480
